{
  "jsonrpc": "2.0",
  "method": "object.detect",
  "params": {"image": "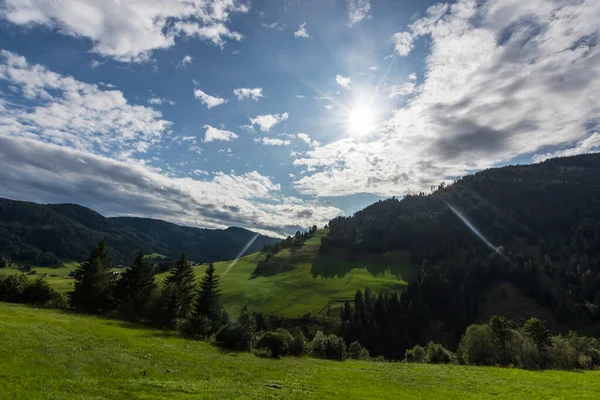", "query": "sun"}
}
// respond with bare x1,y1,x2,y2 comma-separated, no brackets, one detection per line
347,104,376,136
